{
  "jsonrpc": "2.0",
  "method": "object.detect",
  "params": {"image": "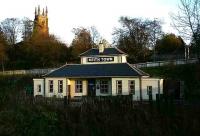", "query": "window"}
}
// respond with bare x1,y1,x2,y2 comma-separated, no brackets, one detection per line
128,80,135,94
49,80,53,93
147,86,152,95
75,80,82,93
100,80,109,93
116,80,122,95
58,80,63,93
37,85,41,92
